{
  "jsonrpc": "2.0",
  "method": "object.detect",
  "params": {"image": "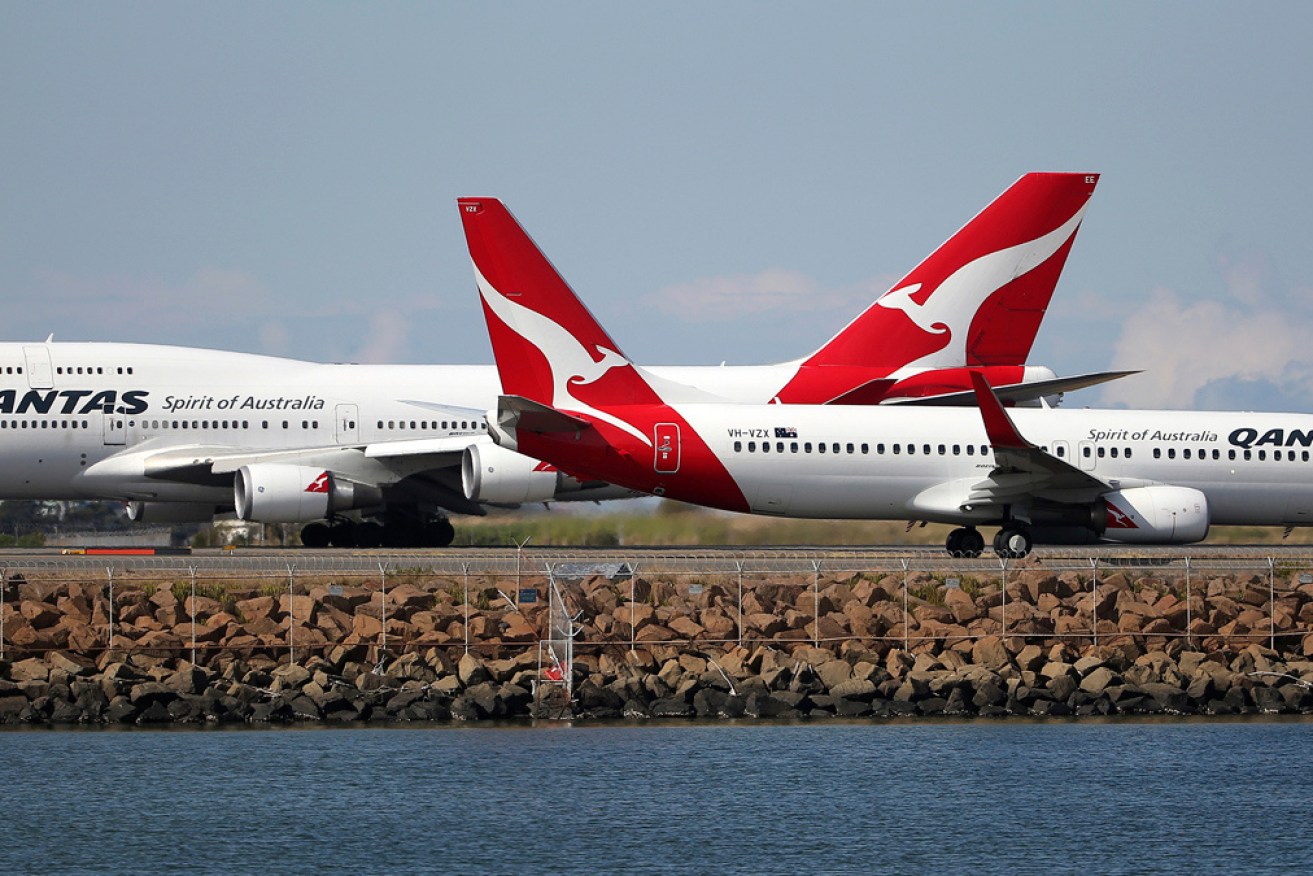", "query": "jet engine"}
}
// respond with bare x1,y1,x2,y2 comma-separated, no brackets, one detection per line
234,464,382,523
1096,485,1210,544
462,443,561,504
